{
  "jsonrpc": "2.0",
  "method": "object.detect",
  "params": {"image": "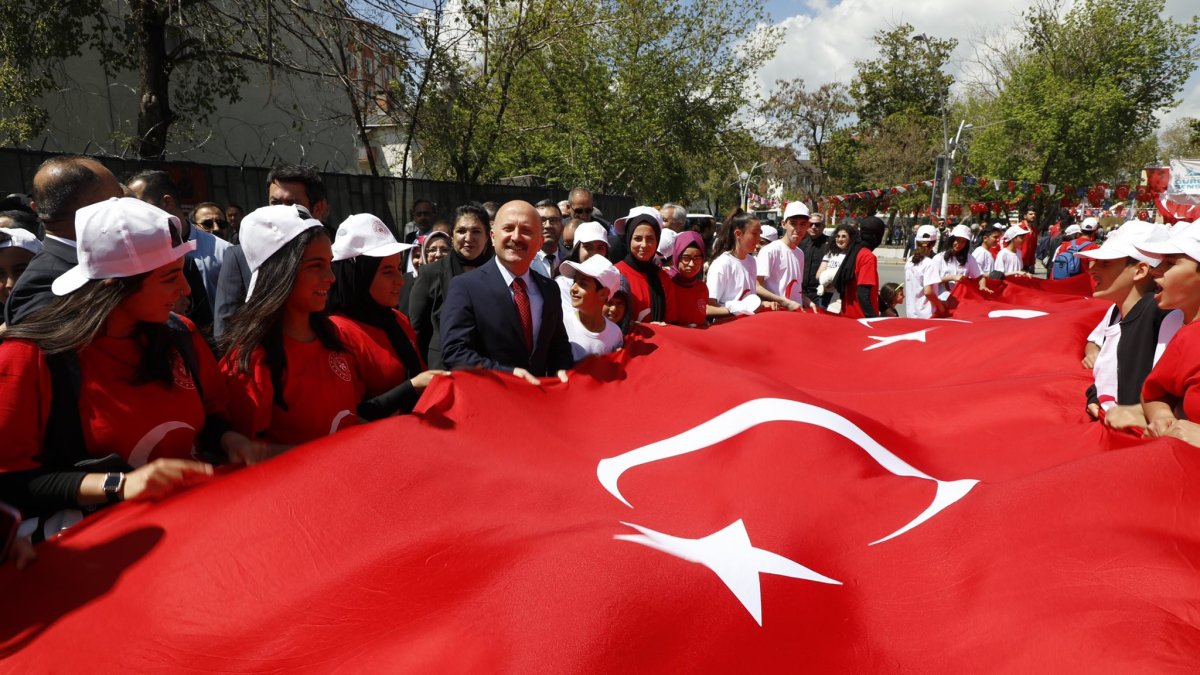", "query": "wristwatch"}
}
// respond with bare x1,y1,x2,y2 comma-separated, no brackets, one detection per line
103,472,126,504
